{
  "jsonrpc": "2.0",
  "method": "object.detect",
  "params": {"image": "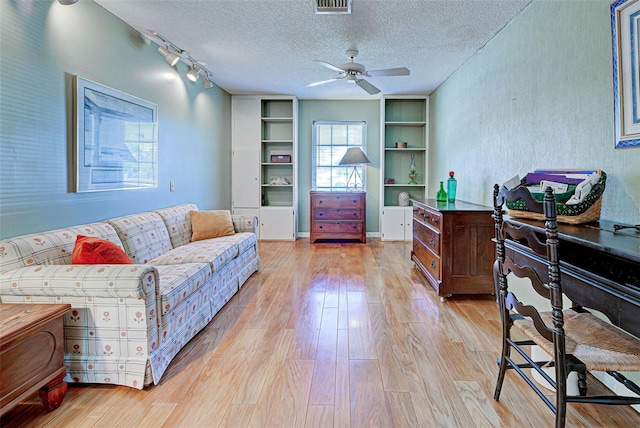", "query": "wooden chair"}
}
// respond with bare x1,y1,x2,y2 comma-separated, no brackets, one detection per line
492,183,640,428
